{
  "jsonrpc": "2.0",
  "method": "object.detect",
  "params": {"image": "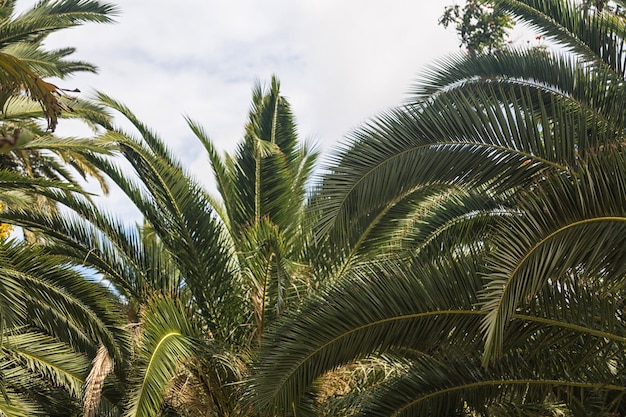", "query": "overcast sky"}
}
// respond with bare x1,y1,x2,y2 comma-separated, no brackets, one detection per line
22,1,464,221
